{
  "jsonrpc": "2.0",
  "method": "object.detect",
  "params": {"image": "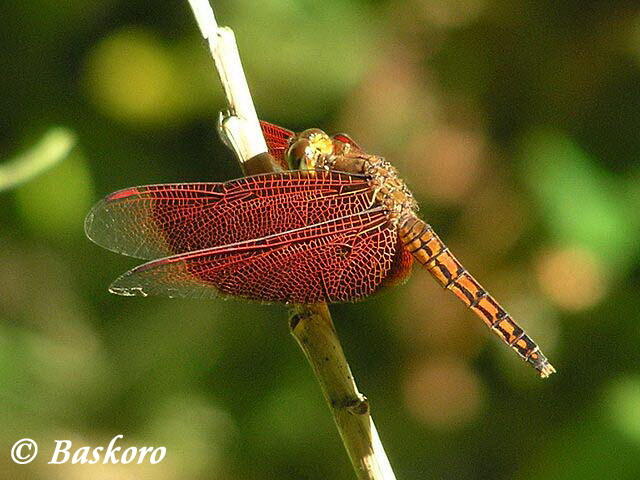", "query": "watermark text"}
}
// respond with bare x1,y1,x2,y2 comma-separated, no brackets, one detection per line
10,435,166,465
